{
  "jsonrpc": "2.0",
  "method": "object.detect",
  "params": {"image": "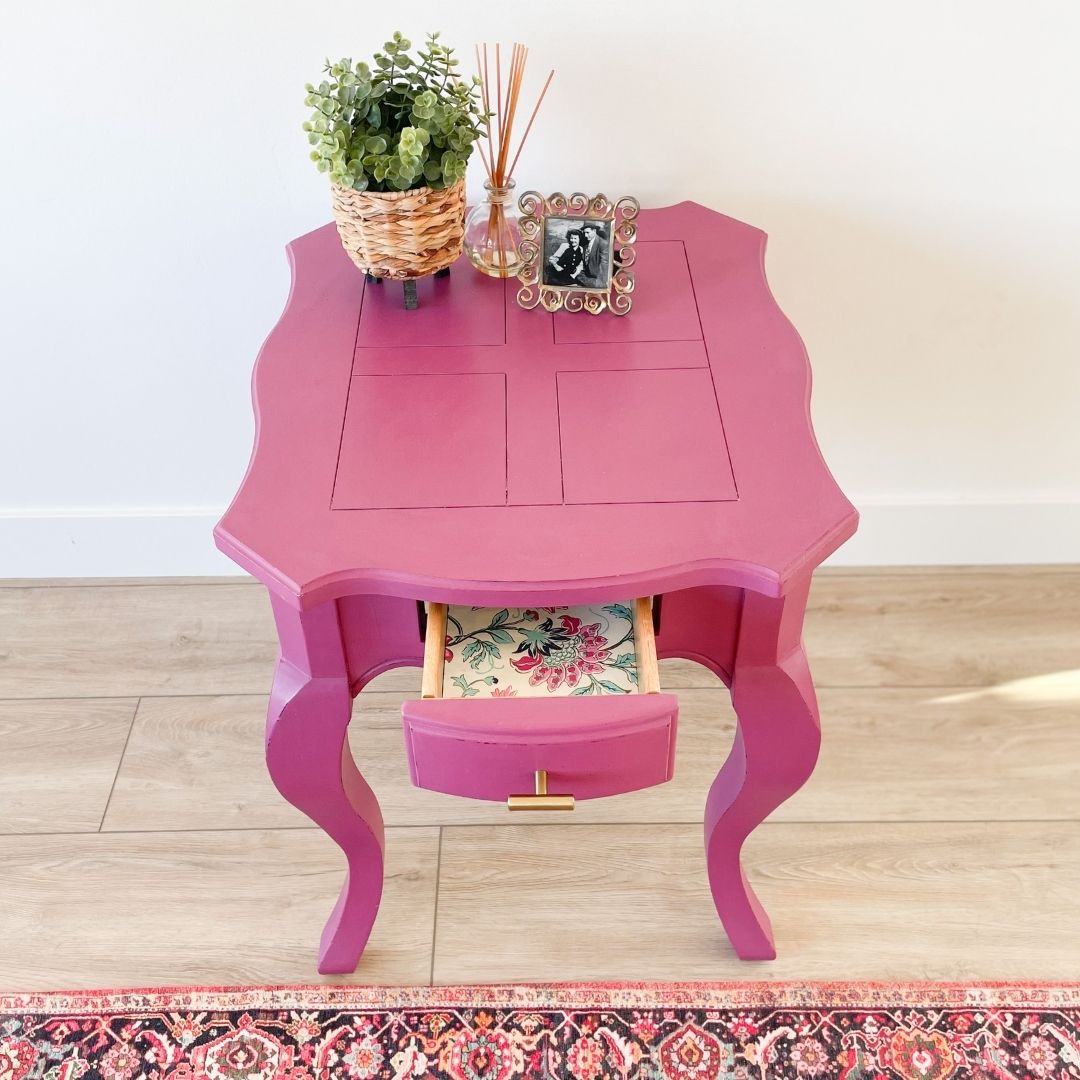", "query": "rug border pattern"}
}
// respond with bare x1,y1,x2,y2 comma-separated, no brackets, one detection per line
4,981,1080,1015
